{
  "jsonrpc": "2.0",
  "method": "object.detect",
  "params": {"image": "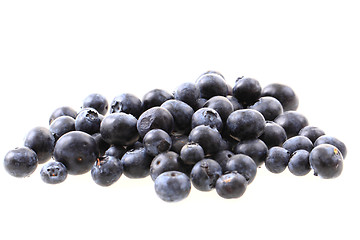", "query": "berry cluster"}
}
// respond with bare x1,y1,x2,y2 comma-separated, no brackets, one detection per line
4,71,347,202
